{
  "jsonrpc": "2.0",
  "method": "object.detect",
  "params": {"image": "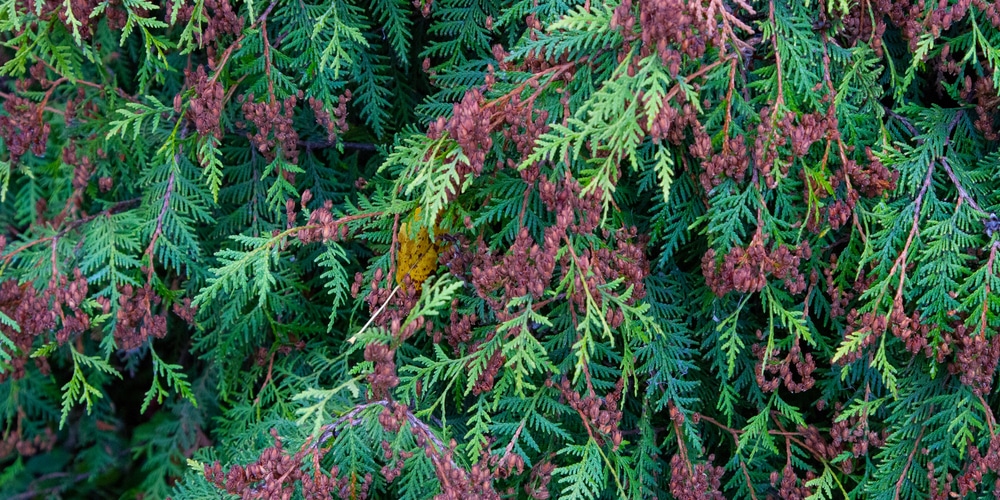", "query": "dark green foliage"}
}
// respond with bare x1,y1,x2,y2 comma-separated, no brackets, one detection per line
3,1,1000,499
